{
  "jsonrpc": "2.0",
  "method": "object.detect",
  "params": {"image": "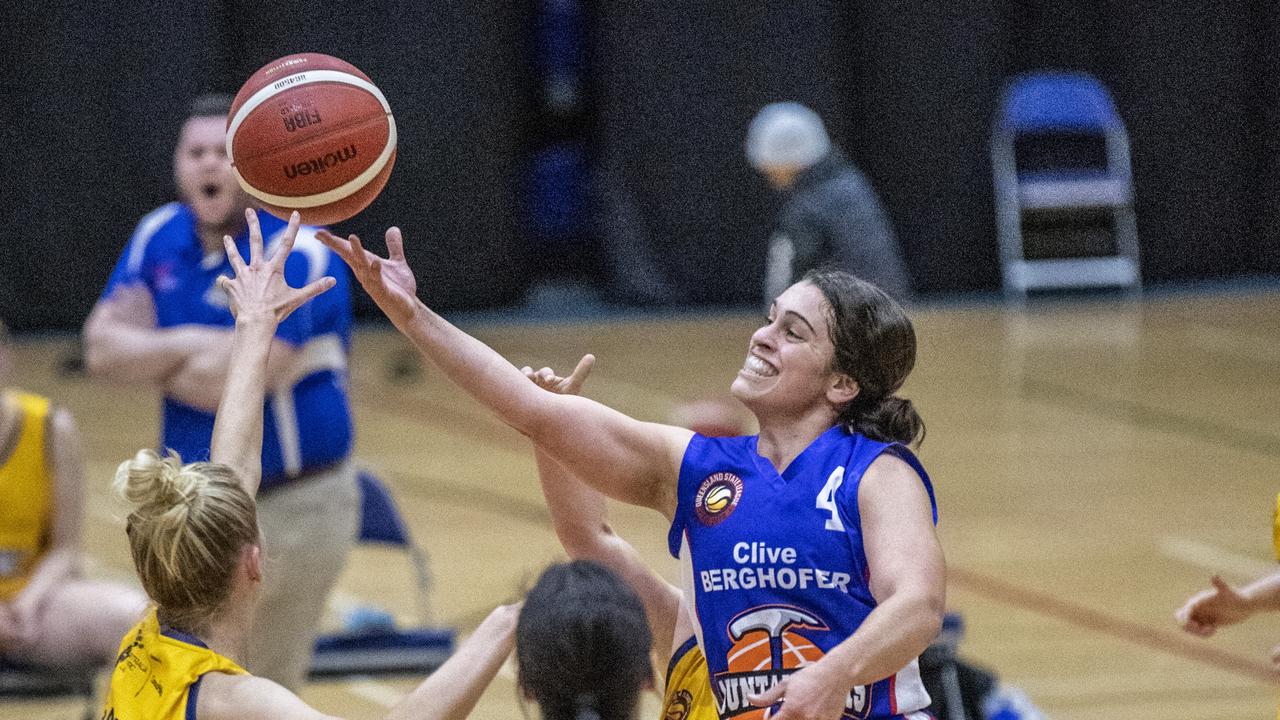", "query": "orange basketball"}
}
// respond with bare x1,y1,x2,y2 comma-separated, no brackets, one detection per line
226,53,396,225
726,629,825,720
